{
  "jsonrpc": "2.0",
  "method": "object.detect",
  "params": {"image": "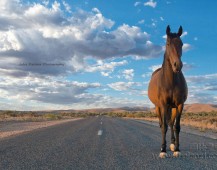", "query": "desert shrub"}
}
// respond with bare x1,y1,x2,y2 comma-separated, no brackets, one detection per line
2,111,17,117
43,113,62,120
126,114,135,118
